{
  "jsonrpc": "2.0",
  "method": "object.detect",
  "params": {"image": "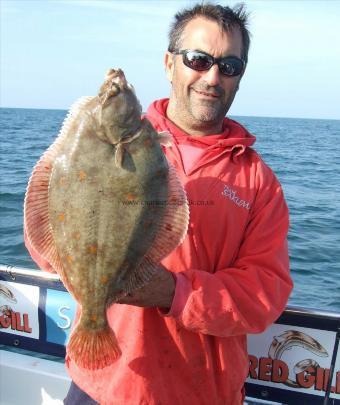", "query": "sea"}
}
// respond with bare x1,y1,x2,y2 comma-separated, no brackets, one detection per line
0,107,339,312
